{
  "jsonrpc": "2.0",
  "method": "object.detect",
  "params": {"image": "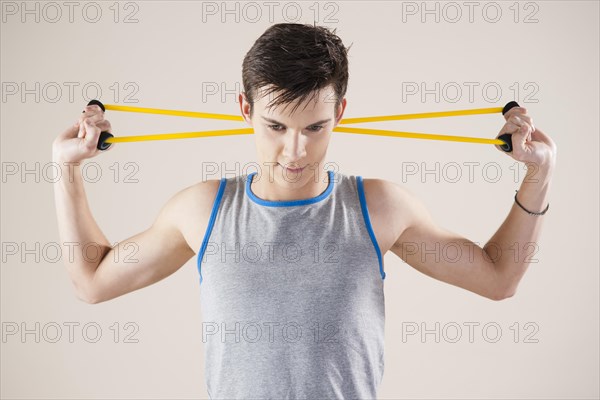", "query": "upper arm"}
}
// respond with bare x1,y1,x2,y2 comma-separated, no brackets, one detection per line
86,186,198,304
387,183,504,300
